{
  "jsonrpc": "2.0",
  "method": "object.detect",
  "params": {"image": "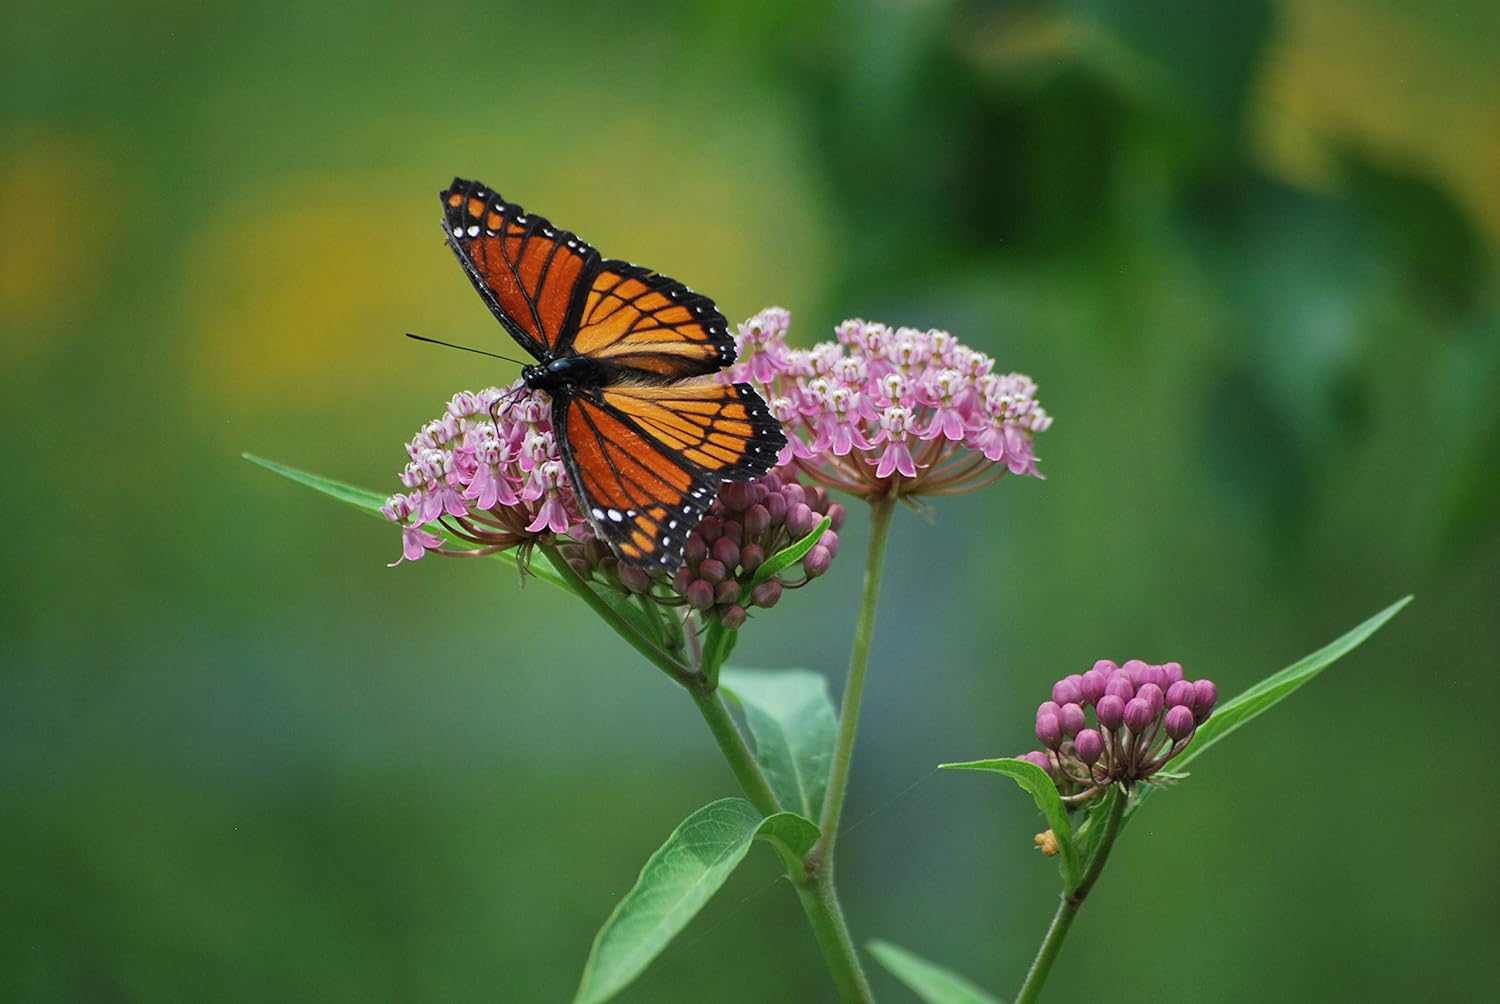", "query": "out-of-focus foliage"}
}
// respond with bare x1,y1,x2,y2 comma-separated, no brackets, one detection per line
2,1,1496,1000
